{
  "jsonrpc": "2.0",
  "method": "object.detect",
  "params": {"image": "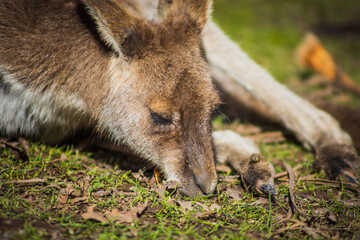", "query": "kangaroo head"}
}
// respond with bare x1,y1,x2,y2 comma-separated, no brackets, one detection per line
82,0,220,197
